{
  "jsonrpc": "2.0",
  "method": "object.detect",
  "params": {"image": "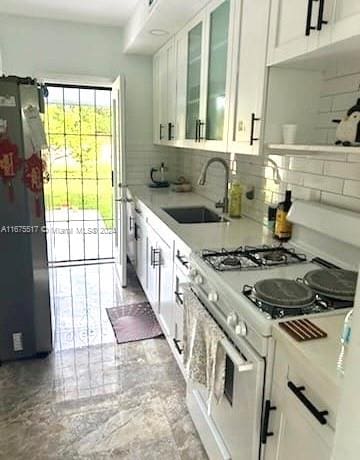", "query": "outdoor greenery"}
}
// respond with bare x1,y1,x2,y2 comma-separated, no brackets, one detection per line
44,103,113,224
